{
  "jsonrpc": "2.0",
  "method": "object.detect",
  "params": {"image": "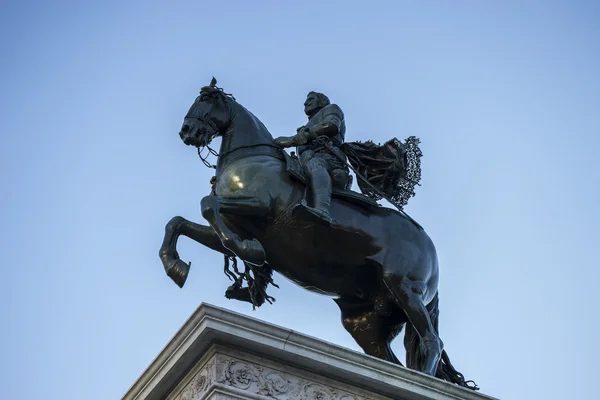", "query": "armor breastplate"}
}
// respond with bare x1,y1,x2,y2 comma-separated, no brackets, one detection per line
298,105,345,155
